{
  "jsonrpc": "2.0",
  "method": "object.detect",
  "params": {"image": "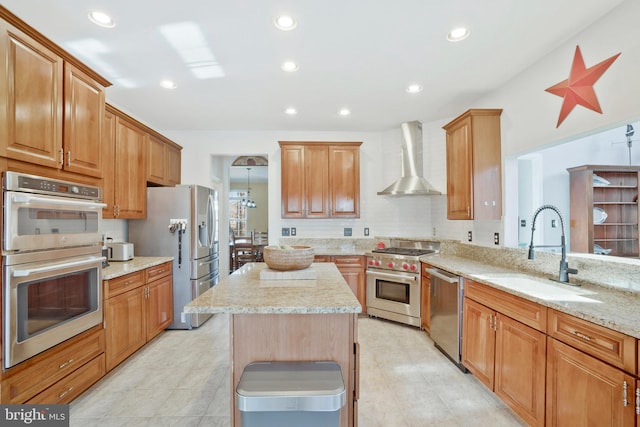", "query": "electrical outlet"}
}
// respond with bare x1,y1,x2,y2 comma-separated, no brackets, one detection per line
291,227,297,236
551,219,557,228
520,219,526,227
467,231,472,242
494,232,500,245
432,227,437,236
344,228,352,237
364,227,369,236
281,227,290,236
